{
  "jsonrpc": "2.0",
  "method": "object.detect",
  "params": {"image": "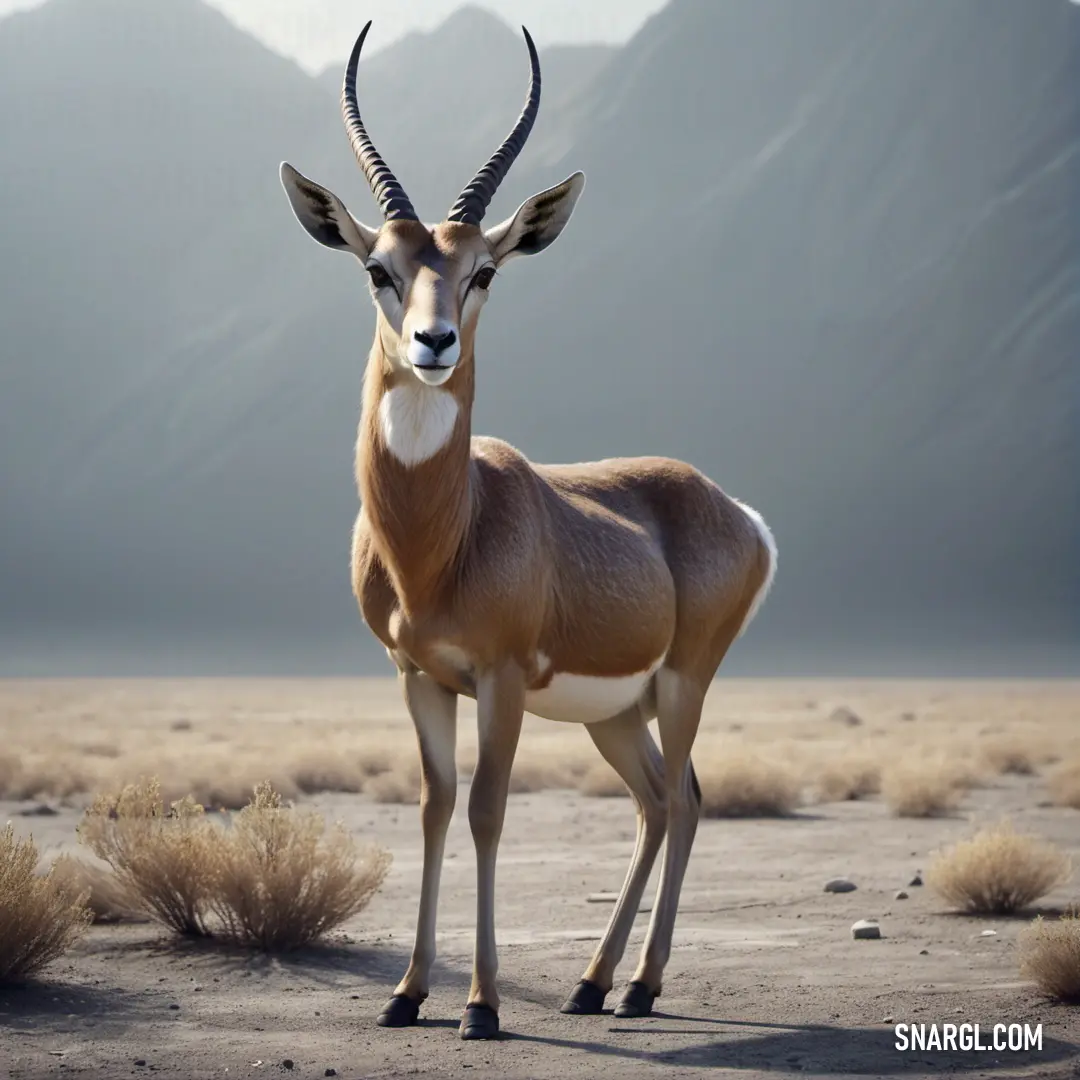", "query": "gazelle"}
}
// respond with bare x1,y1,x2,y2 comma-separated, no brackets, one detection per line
280,21,776,1041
